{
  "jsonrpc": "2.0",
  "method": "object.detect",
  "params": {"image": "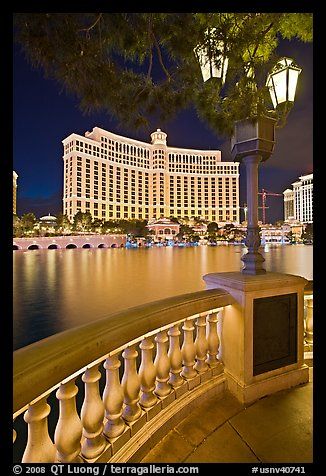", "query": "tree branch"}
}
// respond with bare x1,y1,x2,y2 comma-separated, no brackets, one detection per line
147,49,153,78
151,31,171,81
78,13,103,35
147,17,153,78
250,14,282,60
